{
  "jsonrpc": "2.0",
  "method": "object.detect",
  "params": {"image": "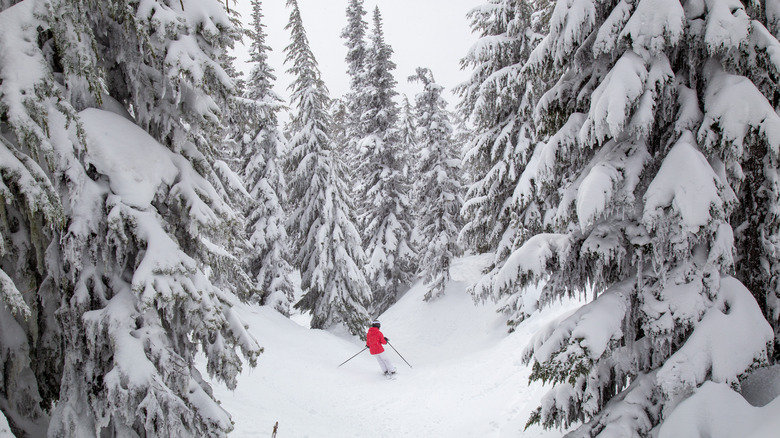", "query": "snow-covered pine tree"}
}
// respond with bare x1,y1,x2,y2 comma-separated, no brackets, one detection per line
352,7,416,315
216,47,248,184
449,110,475,161
456,0,552,324
494,0,779,435
398,95,419,179
342,0,369,95
329,97,350,155
283,0,371,335
245,0,277,105
409,68,464,301
0,0,262,436
458,0,533,253
237,0,295,315
340,0,370,172
210,85,259,309
728,2,780,359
